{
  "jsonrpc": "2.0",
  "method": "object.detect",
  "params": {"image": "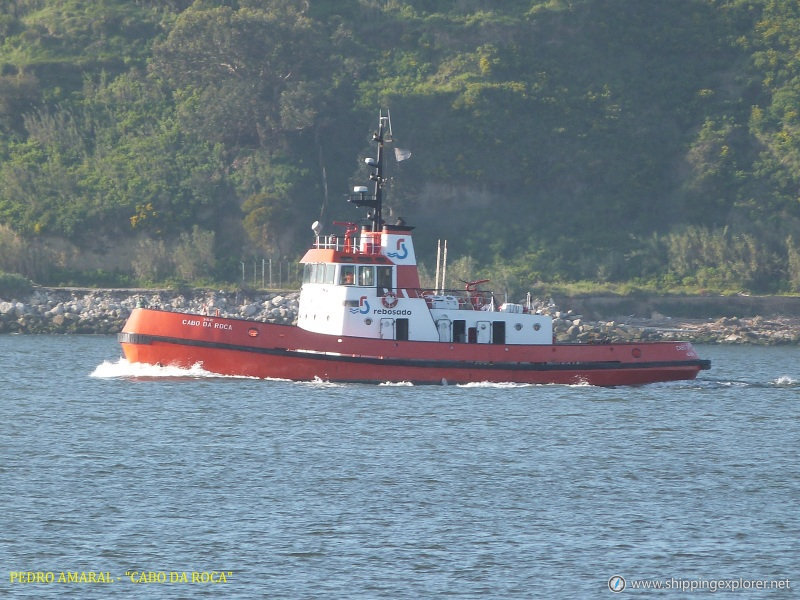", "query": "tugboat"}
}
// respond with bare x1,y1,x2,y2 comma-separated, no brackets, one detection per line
118,114,710,385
